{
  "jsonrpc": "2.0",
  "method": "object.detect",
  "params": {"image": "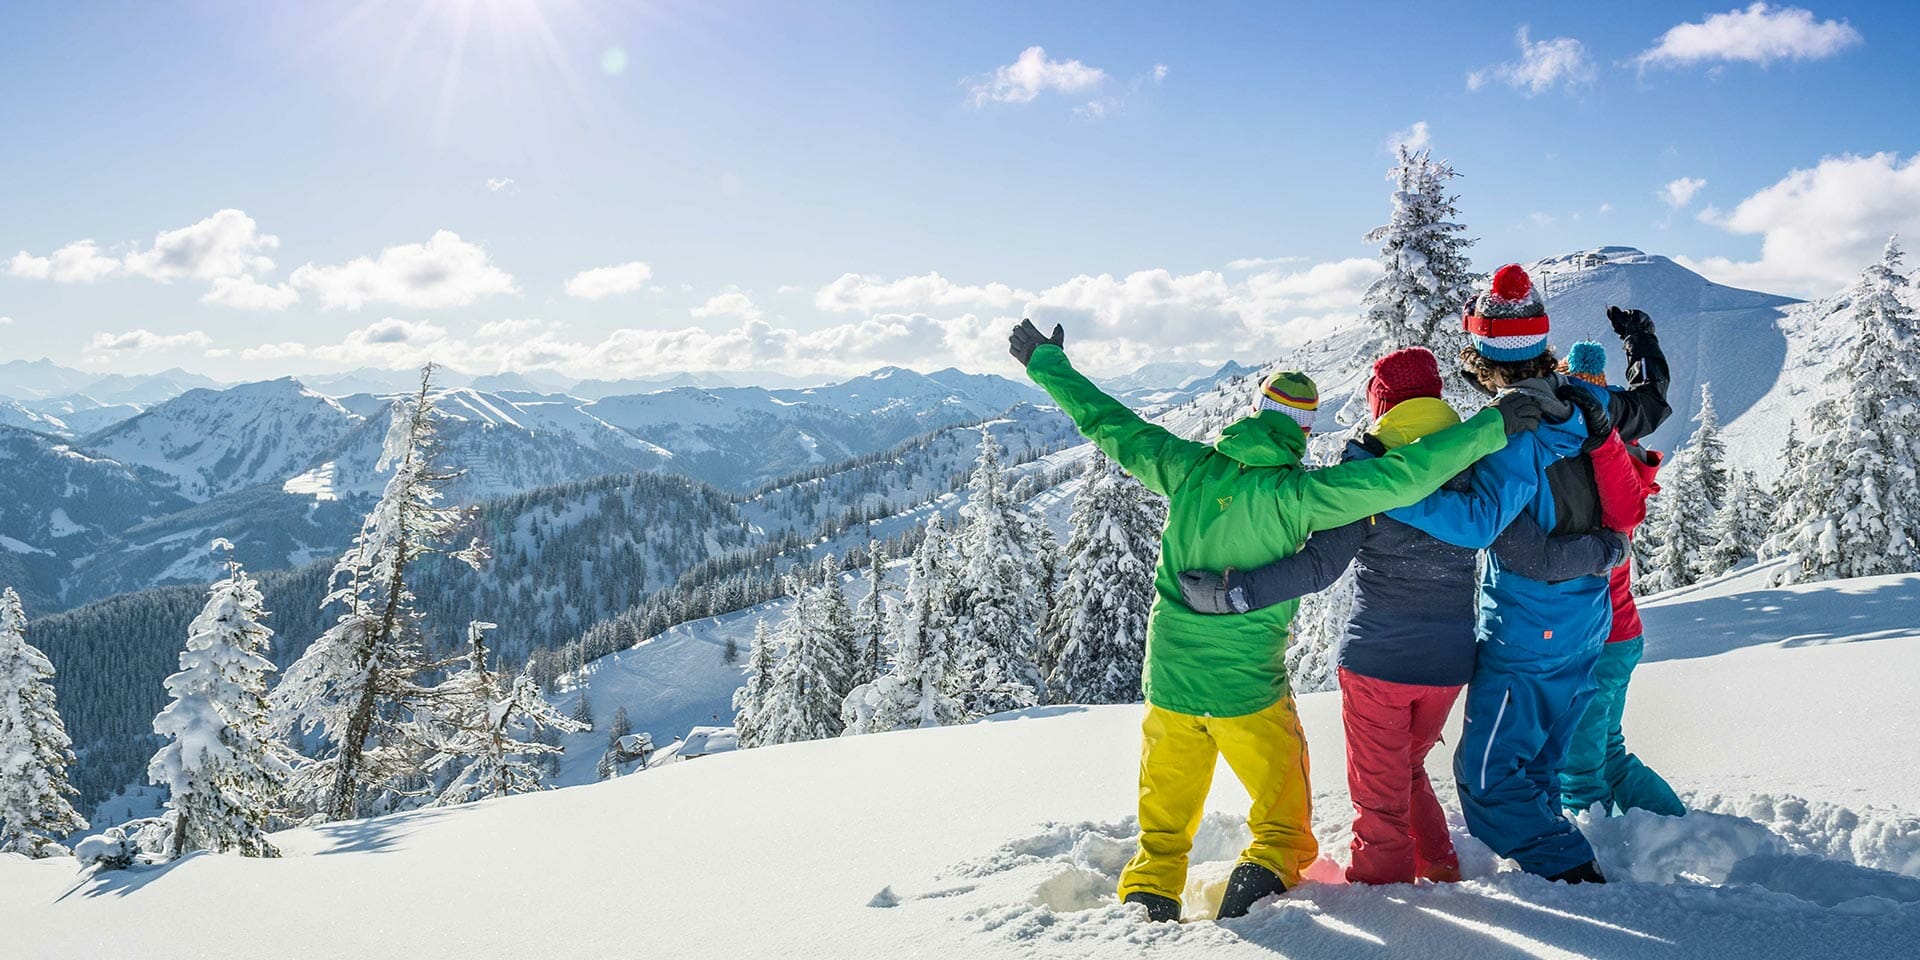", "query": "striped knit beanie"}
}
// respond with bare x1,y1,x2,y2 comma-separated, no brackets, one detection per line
1463,264,1550,362
1252,370,1319,435
1564,341,1608,386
